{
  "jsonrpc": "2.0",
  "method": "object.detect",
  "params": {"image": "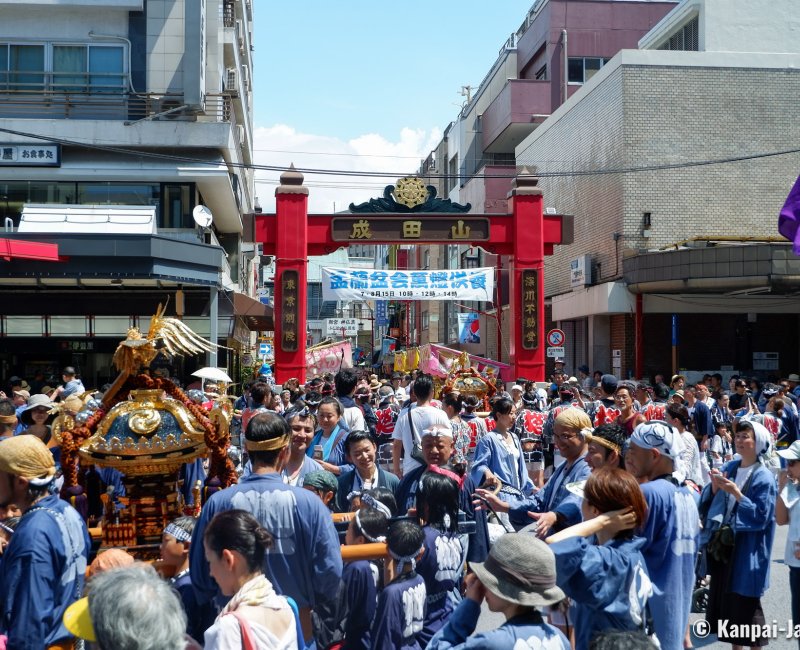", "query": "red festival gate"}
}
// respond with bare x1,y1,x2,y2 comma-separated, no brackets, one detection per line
255,168,572,384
